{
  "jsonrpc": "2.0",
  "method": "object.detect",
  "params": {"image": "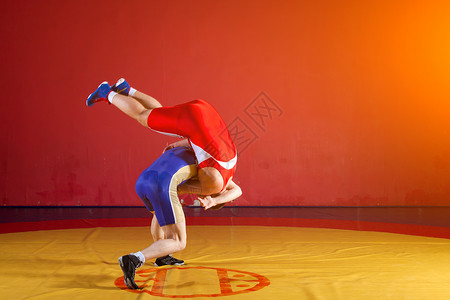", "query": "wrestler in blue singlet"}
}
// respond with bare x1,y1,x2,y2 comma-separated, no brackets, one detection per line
135,147,197,226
